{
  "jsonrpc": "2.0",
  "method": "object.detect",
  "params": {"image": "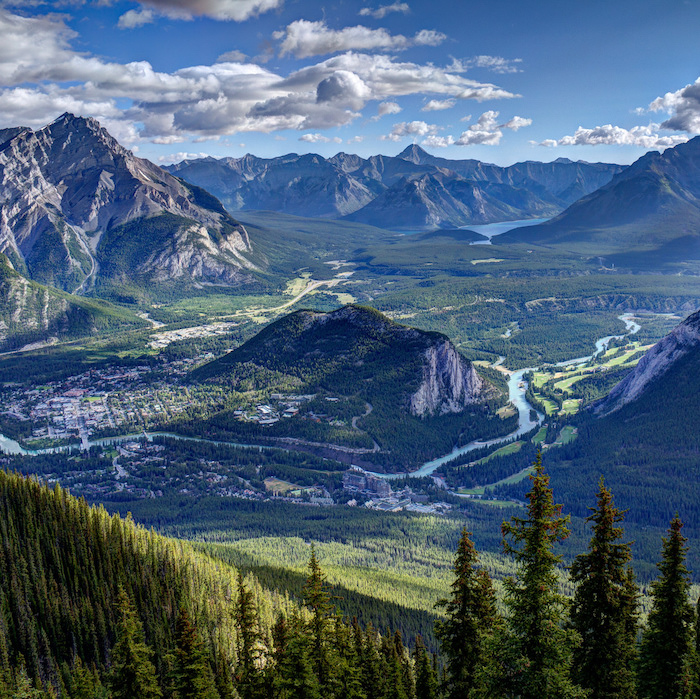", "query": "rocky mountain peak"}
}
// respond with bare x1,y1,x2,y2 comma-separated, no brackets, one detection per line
592,309,700,417
0,114,256,292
